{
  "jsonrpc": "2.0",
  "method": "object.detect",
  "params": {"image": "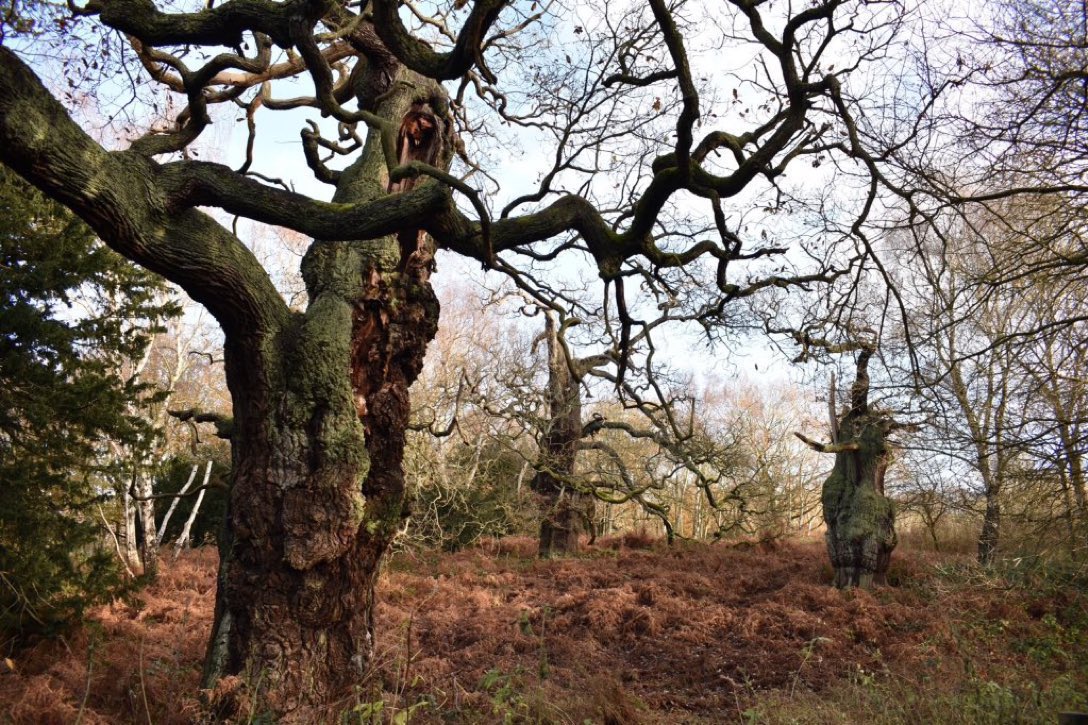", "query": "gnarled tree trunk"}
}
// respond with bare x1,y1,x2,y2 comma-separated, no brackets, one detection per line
799,349,897,588
0,32,456,717
532,311,592,557
200,66,453,715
